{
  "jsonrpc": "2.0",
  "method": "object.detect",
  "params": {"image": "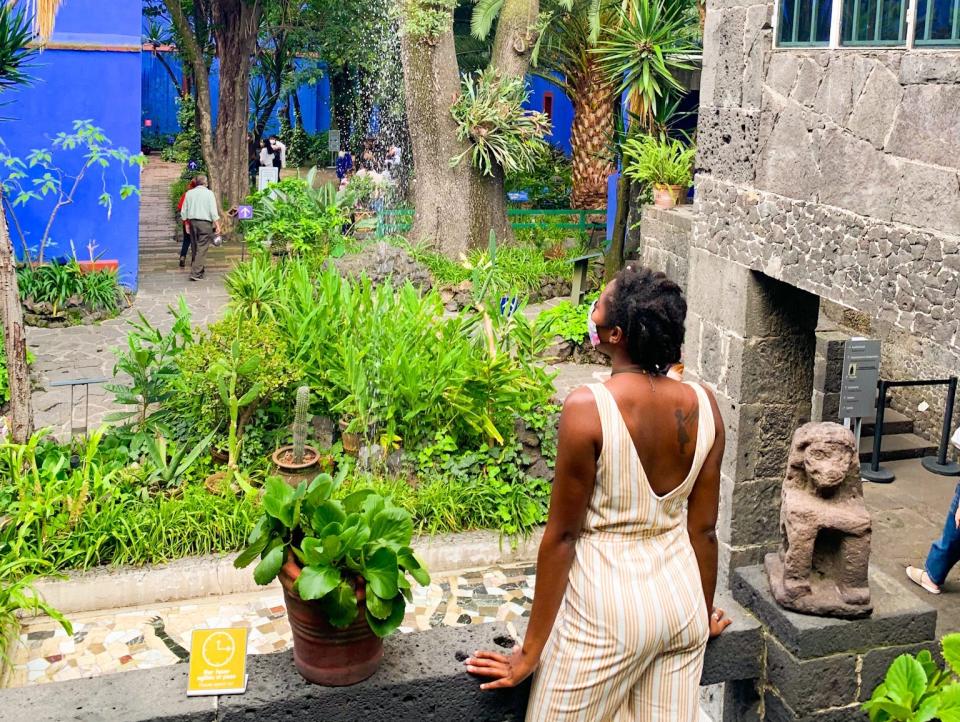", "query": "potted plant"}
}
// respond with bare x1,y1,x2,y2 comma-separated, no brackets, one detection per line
273,386,321,486
622,134,696,210
235,475,430,685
